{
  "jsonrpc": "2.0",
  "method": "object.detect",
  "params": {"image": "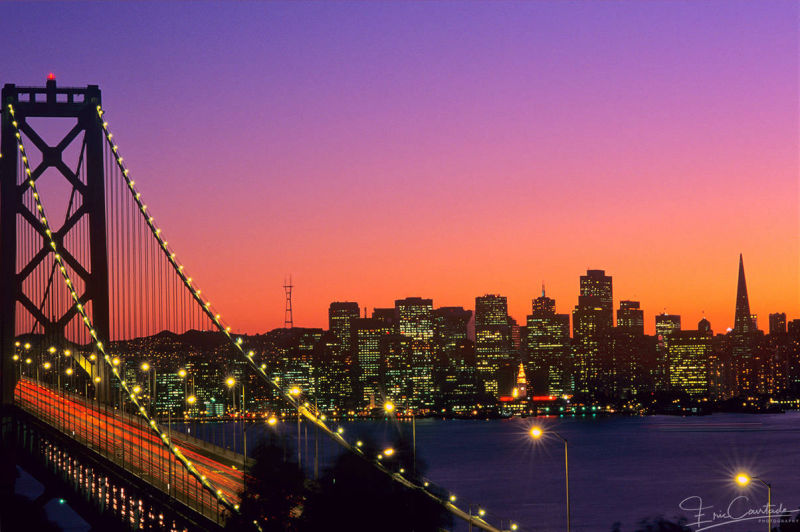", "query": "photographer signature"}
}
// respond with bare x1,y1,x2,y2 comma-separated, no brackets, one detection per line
679,495,797,531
